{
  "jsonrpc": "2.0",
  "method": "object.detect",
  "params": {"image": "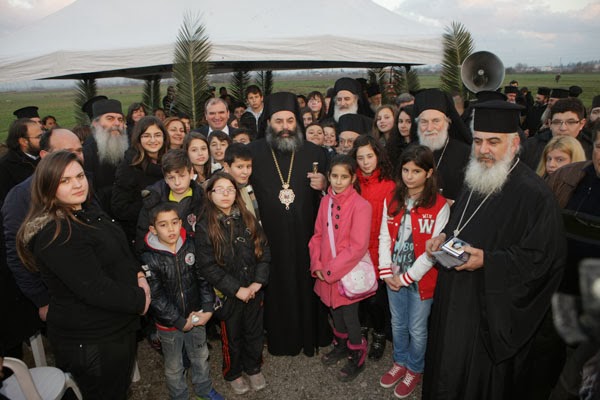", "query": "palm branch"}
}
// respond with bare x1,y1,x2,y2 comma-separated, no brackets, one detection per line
367,68,390,102
256,70,274,97
392,67,420,97
440,21,474,98
74,78,97,125
172,12,211,128
142,75,162,111
230,70,250,104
